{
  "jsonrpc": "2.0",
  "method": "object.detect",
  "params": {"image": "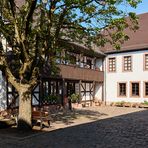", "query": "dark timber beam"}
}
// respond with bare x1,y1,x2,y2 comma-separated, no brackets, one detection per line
79,80,82,103
62,78,65,106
